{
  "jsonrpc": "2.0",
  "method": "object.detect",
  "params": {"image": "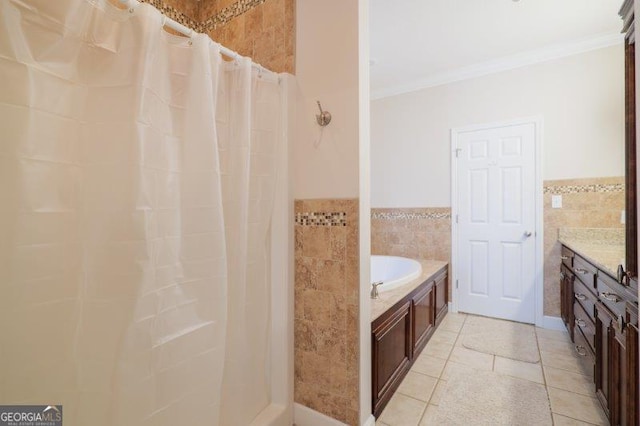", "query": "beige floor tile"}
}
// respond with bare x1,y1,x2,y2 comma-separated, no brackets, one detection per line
544,366,596,396
429,380,447,405
418,404,439,425
540,350,591,376
429,329,459,345
411,354,446,378
547,387,608,425
378,393,426,426
422,340,454,360
494,356,544,384
552,413,600,425
538,336,575,356
536,327,571,342
375,421,390,426
440,360,489,381
447,346,494,370
397,371,438,402
438,317,466,333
